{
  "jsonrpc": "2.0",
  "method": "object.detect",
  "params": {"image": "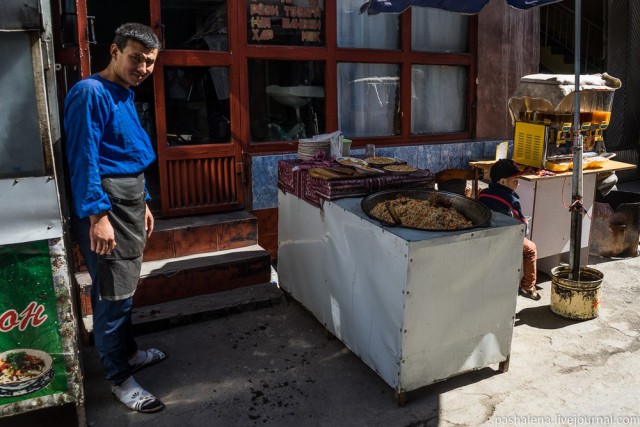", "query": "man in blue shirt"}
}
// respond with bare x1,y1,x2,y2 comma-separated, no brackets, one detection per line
65,23,166,413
